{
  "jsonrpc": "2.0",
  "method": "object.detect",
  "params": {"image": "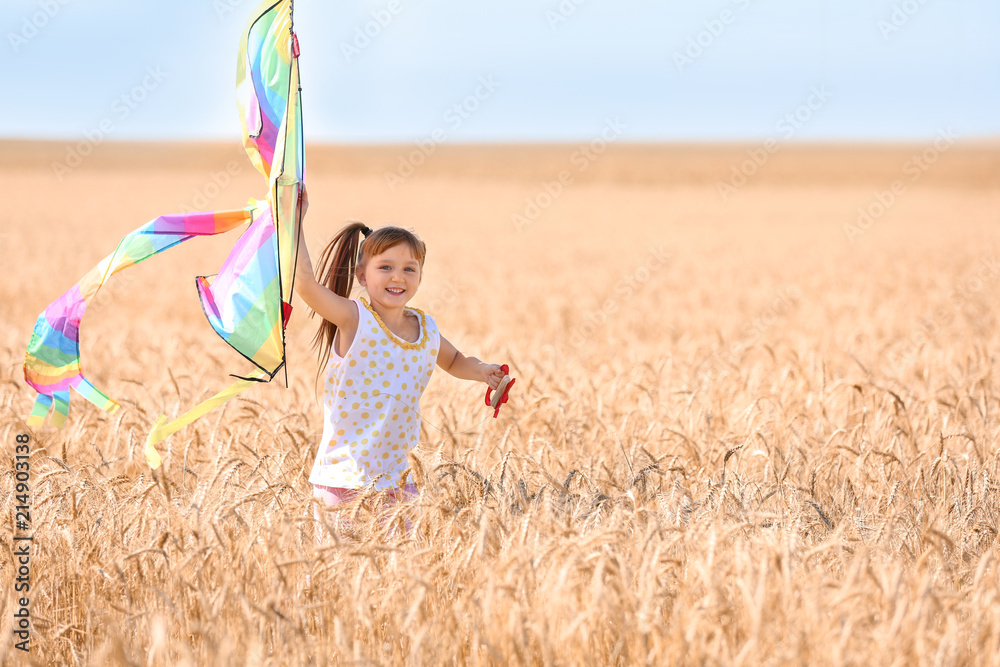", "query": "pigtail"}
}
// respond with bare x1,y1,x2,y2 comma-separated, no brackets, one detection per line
312,221,369,382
